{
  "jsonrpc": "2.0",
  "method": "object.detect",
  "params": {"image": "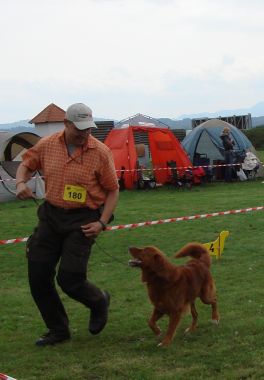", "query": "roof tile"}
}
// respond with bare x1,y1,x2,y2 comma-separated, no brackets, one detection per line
30,103,65,124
